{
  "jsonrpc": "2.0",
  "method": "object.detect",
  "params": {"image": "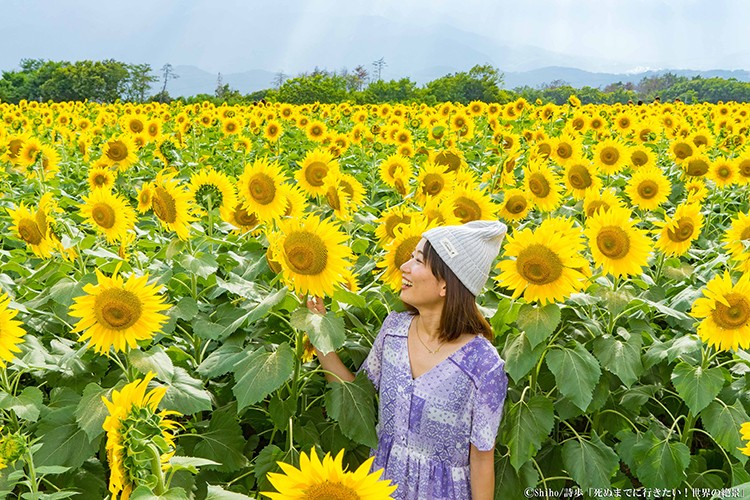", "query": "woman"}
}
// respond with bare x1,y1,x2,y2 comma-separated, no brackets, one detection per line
308,220,509,500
